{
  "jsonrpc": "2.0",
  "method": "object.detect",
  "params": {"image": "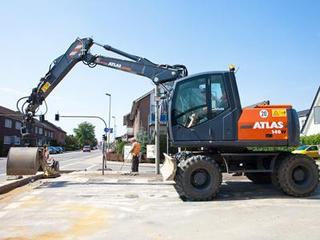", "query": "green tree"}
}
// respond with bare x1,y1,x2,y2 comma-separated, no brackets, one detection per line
65,134,79,151
114,138,128,154
136,130,149,155
301,134,320,145
73,122,96,147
